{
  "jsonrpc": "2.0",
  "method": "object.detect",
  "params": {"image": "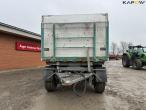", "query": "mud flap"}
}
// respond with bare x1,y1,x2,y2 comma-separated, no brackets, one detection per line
43,66,55,81
94,68,107,82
